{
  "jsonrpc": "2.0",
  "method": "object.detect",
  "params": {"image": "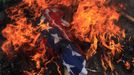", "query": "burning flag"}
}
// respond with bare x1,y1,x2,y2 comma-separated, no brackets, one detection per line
1,0,133,75
41,7,88,75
